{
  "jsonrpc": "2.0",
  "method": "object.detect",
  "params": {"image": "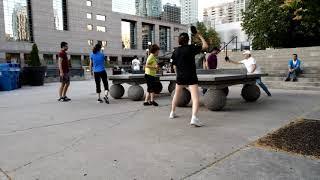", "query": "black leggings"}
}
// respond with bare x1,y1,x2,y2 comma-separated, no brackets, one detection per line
94,71,109,93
